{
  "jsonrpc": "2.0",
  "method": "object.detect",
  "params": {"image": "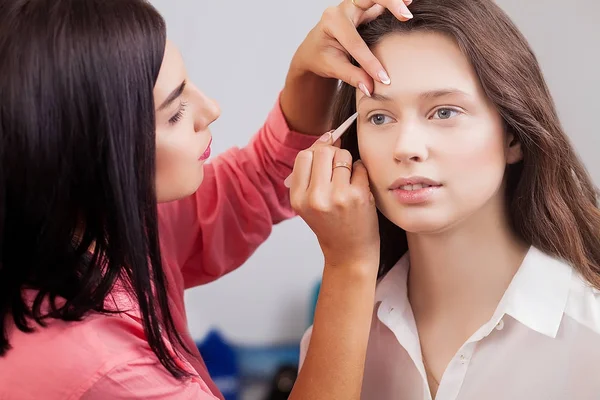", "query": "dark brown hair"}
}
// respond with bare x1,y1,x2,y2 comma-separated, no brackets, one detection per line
333,0,600,284
0,0,191,378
